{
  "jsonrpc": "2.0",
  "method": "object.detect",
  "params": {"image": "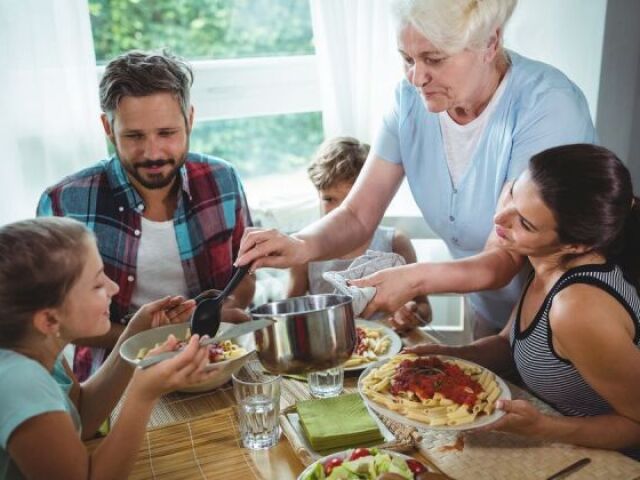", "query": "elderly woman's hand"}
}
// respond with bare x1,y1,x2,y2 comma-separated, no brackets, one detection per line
350,264,424,318
127,296,196,334
235,227,310,270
